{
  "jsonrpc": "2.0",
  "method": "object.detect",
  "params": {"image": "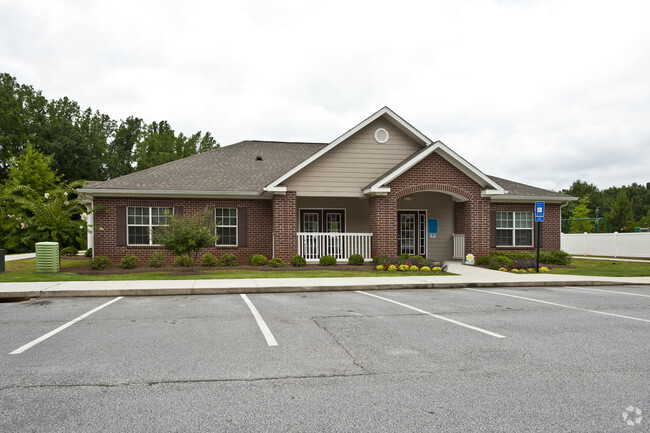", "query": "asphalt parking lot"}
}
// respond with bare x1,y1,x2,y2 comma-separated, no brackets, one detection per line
1,286,649,432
